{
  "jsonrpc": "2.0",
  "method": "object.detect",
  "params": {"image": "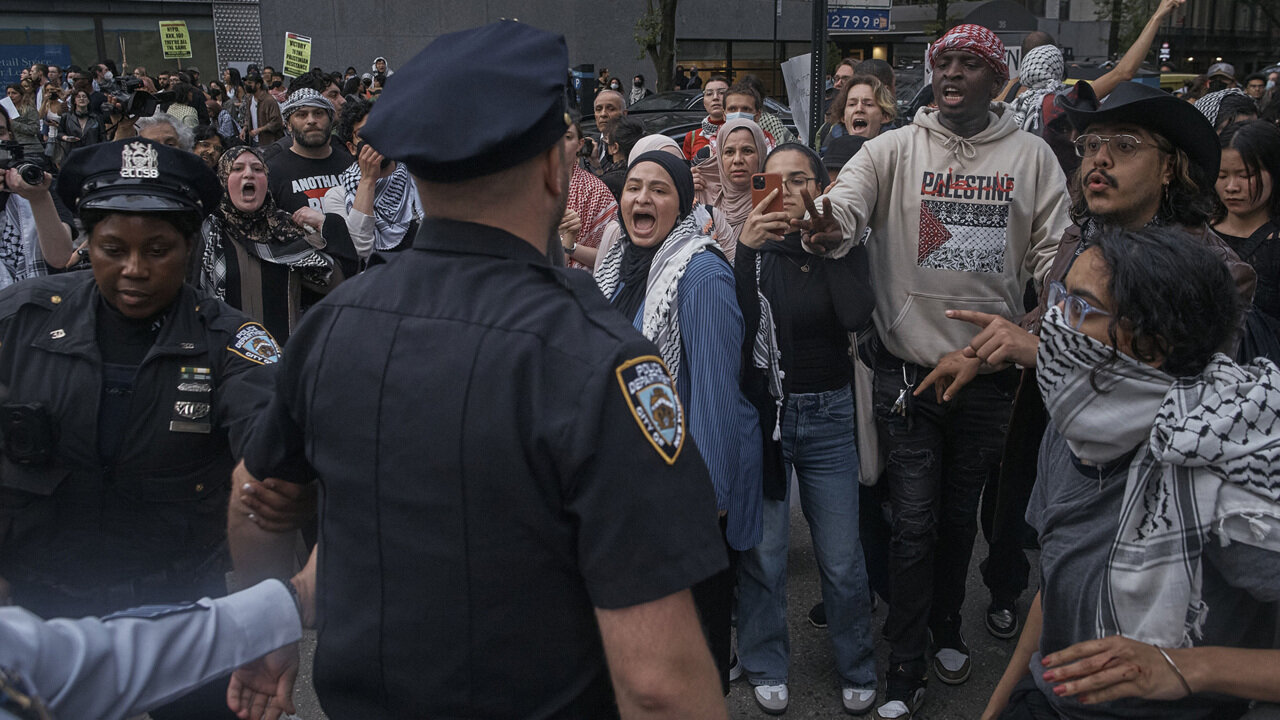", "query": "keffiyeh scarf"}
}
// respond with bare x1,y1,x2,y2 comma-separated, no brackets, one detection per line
1194,88,1250,128
338,161,422,251
596,212,716,382
0,195,44,291
1102,354,1280,647
1010,44,1067,133
1037,307,1280,648
199,147,333,299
